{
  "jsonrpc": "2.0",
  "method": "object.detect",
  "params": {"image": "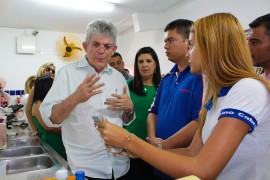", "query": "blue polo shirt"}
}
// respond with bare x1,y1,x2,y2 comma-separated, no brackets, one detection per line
149,64,203,139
